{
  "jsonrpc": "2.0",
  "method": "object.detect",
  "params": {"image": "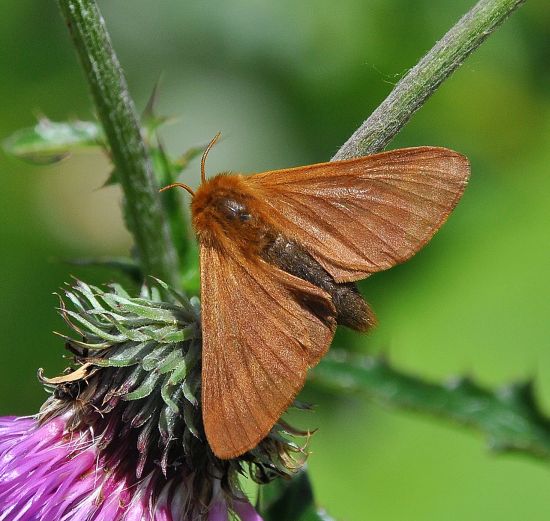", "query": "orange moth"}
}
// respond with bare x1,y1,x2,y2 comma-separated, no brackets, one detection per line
161,134,470,459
